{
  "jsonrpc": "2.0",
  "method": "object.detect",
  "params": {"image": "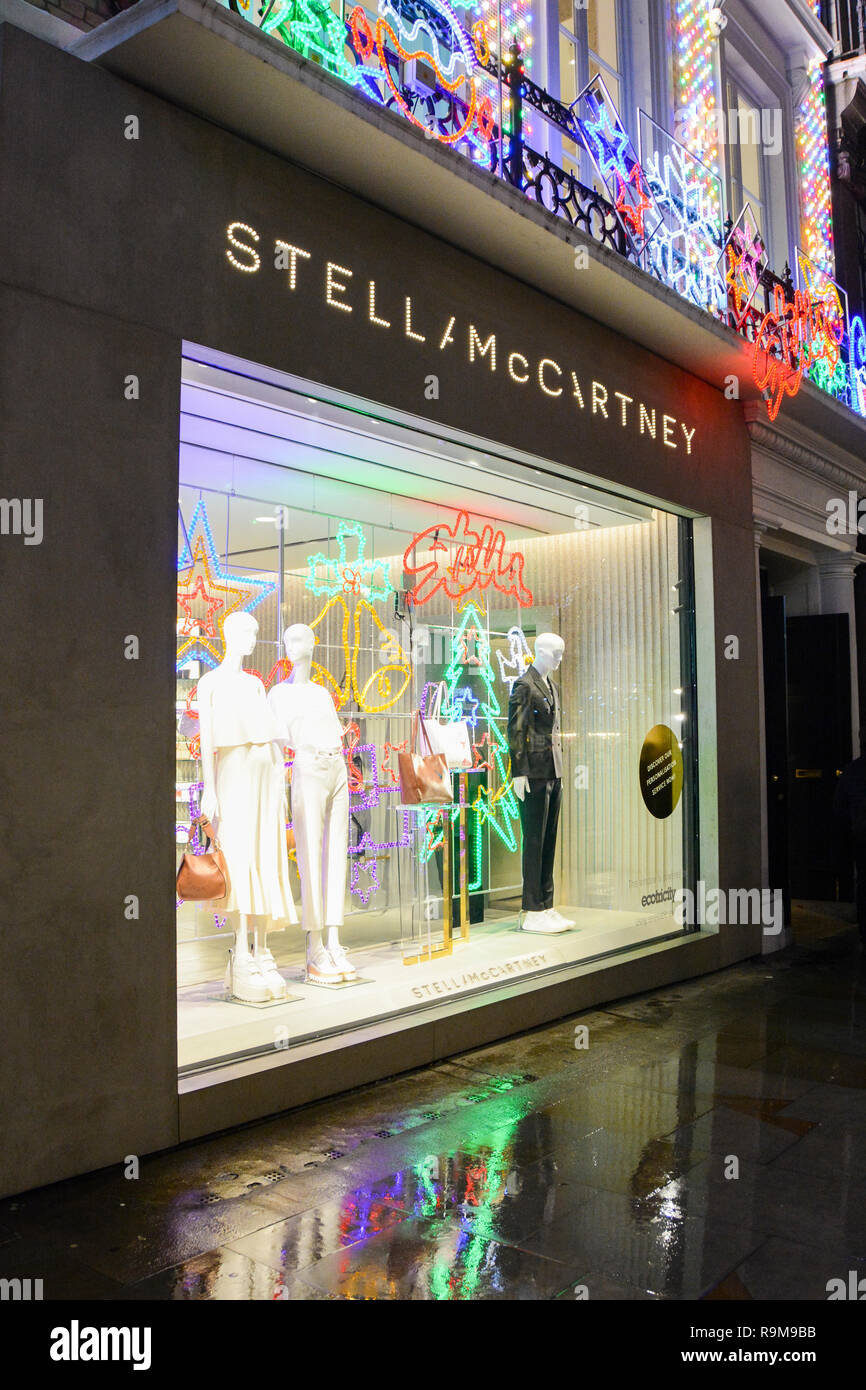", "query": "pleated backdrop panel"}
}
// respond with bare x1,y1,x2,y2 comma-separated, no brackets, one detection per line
519,512,685,911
